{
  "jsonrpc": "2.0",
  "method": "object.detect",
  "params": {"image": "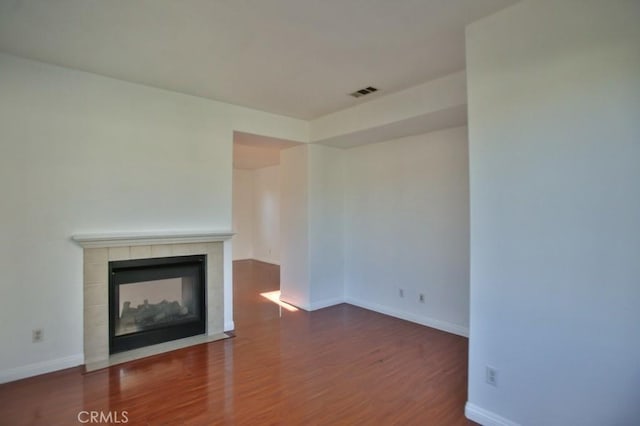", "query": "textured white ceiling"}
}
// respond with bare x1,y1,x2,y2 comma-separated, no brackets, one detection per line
0,0,516,119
